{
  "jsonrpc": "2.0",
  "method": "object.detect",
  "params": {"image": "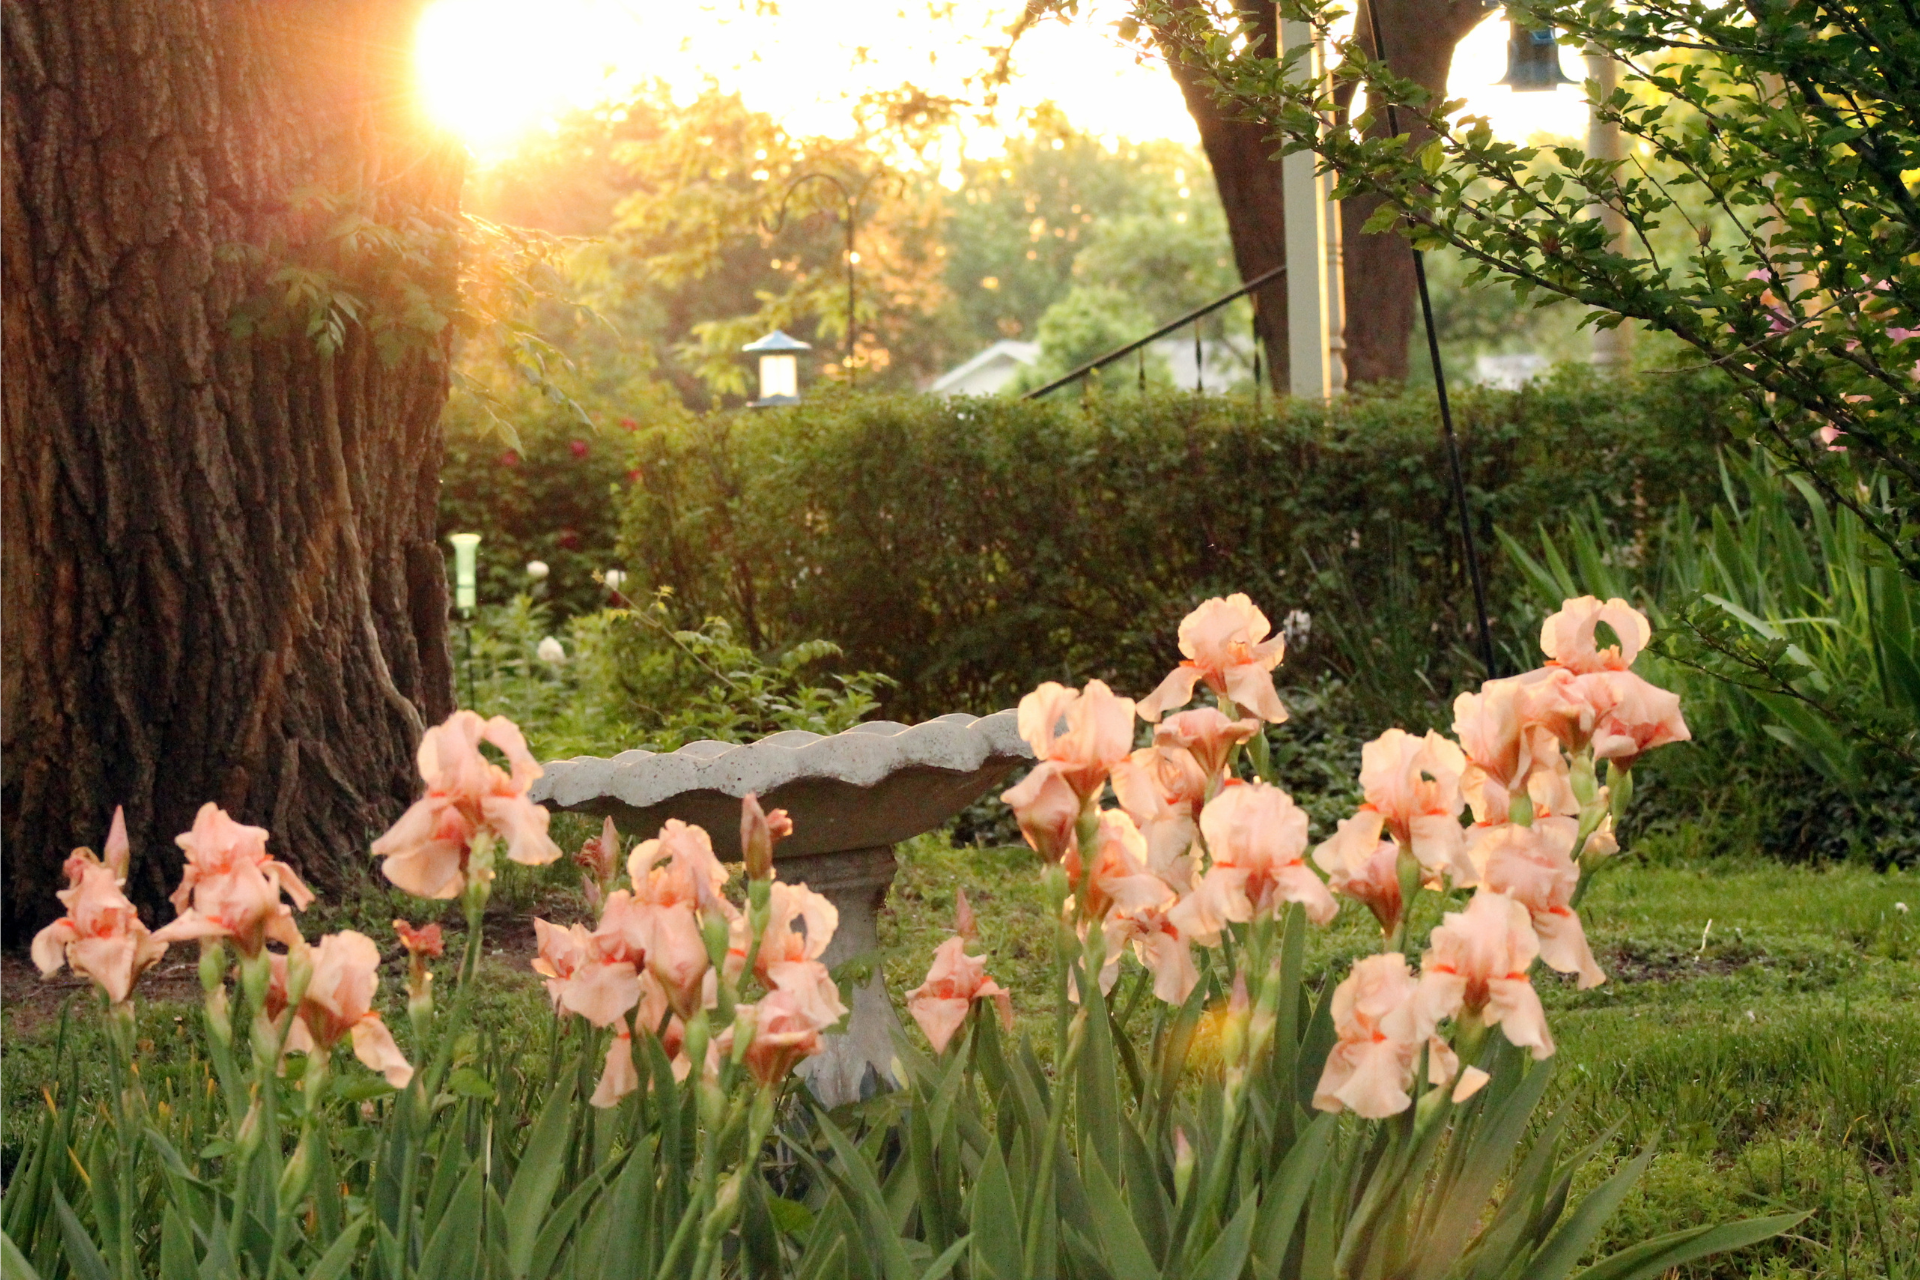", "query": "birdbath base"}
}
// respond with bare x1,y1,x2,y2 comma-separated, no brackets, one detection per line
777,846,898,1103
530,712,1033,1106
